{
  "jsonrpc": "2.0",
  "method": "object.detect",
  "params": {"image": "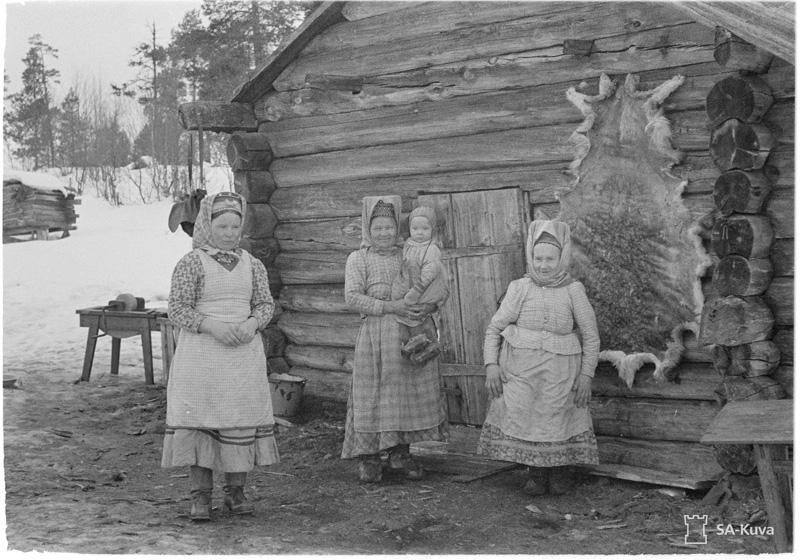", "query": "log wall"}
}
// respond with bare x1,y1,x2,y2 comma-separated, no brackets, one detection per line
249,1,793,484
